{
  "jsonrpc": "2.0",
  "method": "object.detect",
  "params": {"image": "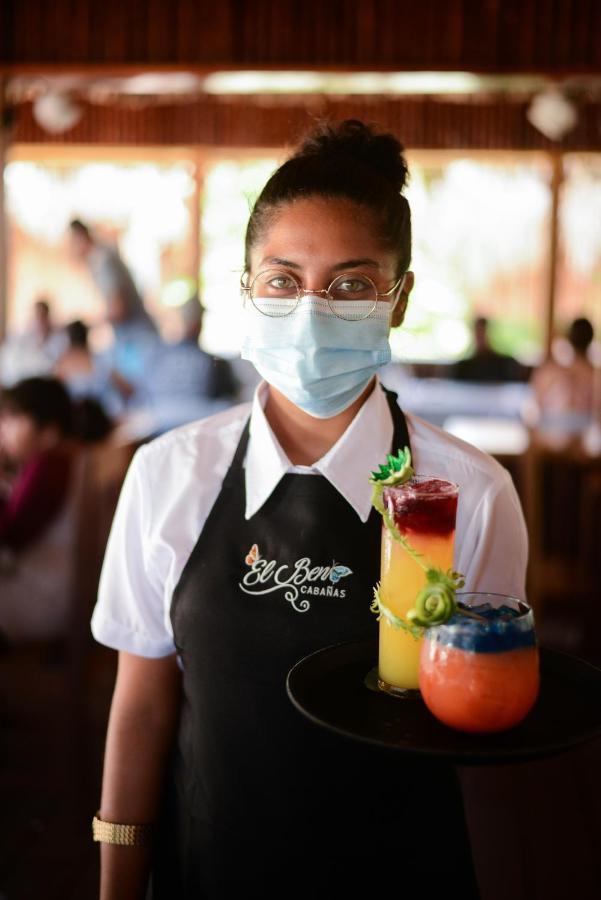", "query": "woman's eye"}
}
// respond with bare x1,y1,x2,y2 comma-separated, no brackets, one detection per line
337,278,369,293
266,275,295,291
